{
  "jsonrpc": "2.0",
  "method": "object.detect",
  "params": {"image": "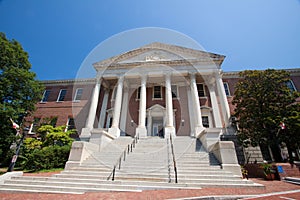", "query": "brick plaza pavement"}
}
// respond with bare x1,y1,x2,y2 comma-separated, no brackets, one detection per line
0,172,299,200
